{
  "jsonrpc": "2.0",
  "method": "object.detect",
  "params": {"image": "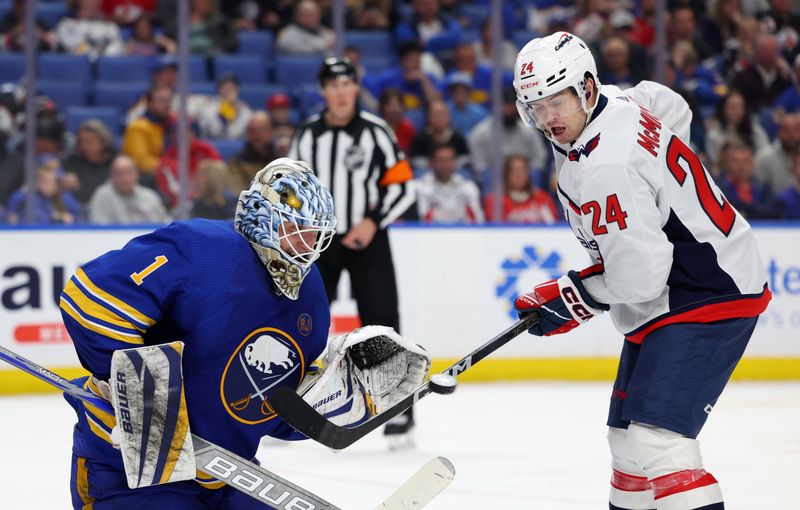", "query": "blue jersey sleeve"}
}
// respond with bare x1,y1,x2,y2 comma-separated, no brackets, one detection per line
60,223,190,380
